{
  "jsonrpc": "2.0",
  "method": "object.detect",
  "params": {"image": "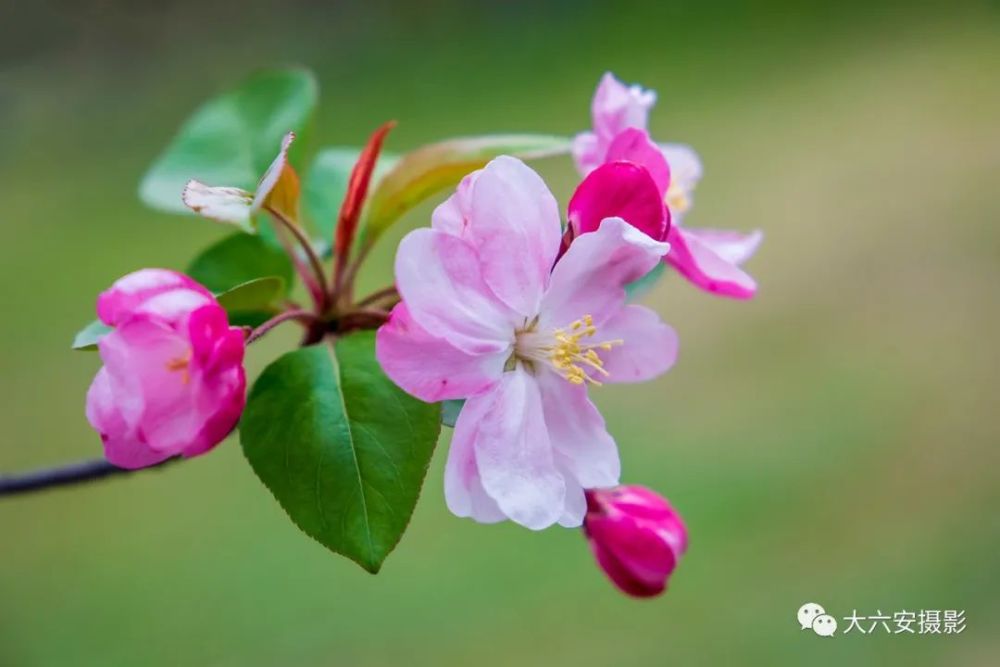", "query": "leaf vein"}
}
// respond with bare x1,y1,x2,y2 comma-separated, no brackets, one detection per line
325,343,376,564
